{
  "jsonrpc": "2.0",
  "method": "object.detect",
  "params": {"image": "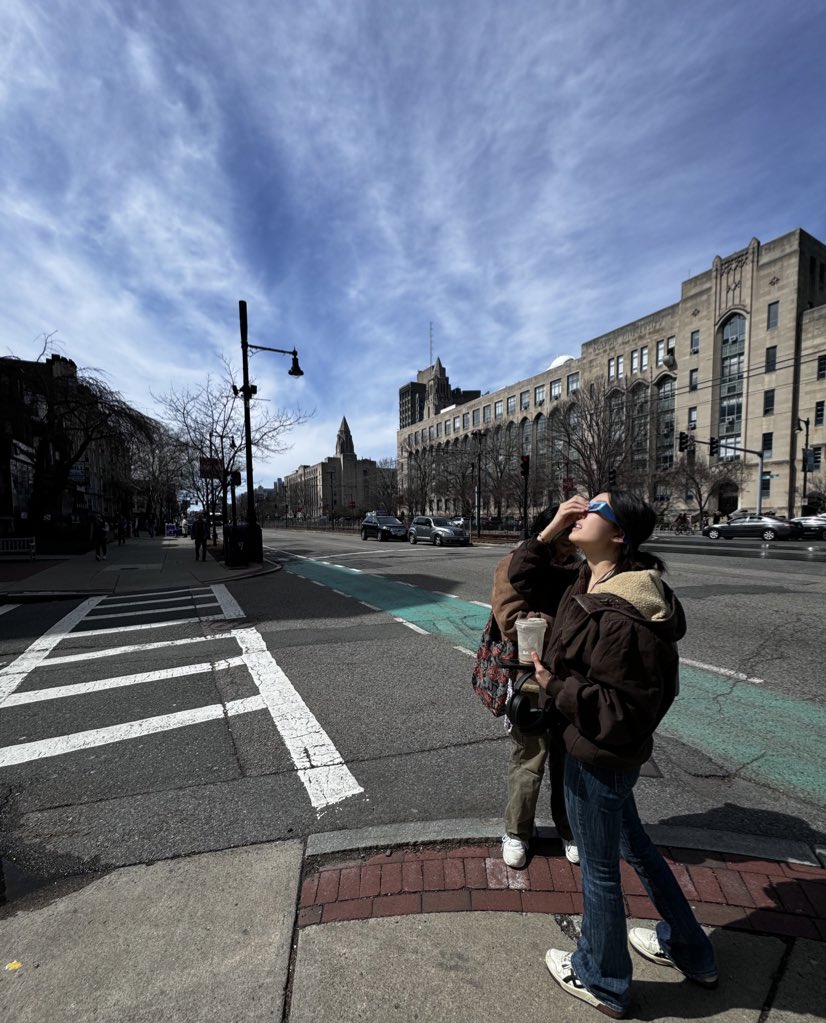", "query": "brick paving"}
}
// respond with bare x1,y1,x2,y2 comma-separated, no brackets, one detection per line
298,840,825,941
